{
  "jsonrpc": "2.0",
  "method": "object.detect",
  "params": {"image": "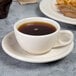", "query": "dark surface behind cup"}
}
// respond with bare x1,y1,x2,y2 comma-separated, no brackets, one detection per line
0,0,12,19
